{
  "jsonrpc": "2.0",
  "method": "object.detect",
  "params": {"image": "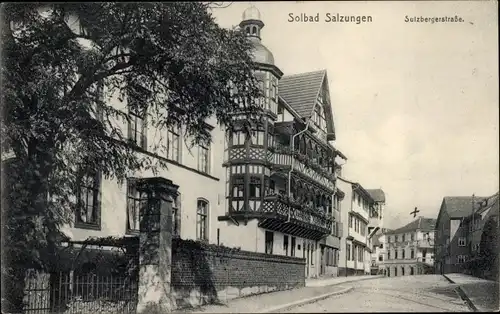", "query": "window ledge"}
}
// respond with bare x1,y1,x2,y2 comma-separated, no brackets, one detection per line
126,229,140,236
74,222,101,231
